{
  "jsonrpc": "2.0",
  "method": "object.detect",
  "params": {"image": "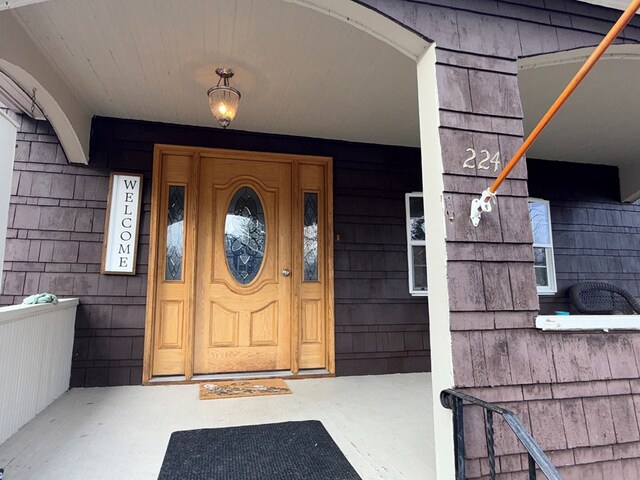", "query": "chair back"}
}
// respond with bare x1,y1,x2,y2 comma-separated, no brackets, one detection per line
570,282,640,315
